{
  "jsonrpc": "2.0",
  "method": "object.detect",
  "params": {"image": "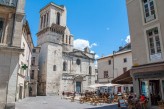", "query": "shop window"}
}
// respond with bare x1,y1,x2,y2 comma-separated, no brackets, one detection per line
142,0,156,23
